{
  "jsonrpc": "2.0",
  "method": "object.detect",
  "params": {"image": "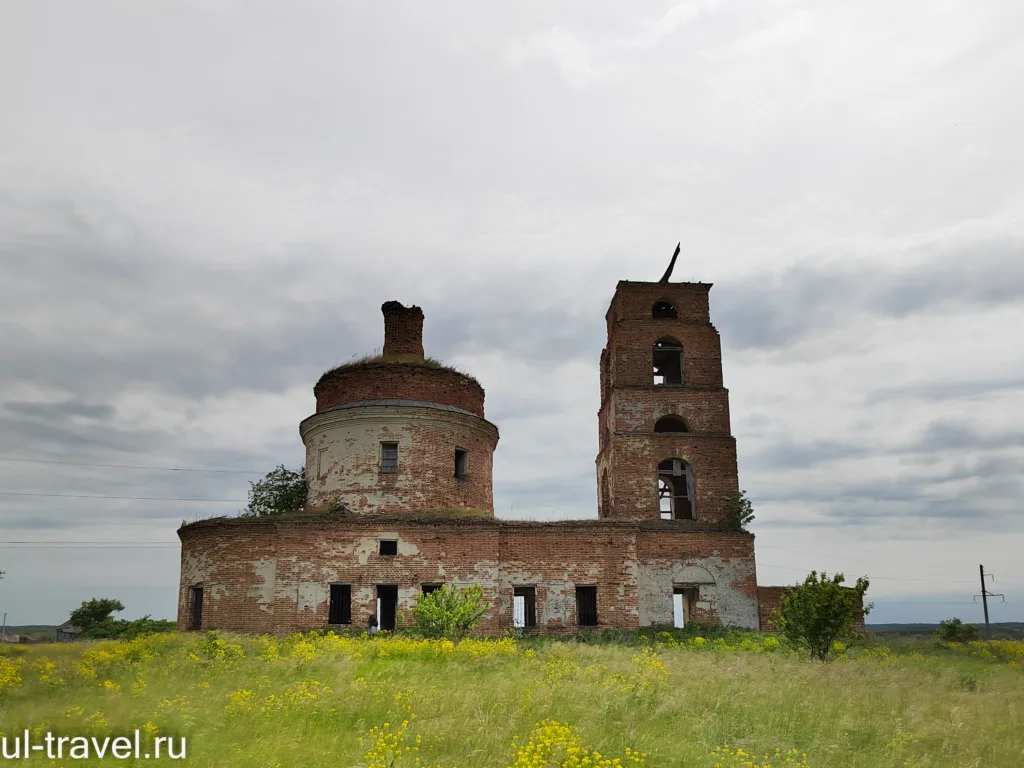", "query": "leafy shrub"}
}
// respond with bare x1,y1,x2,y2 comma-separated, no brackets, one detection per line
936,617,980,643
770,571,871,662
409,584,486,640
241,464,307,517
729,489,755,529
